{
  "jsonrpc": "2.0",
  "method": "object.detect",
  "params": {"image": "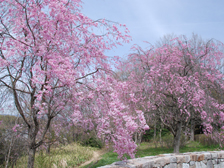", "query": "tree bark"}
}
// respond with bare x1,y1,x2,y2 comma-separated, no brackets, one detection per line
134,132,137,144
27,147,36,168
27,126,37,168
159,123,163,144
154,121,157,140
46,126,51,154
46,144,51,154
138,132,142,145
134,132,142,146
190,118,195,141
173,121,182,153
